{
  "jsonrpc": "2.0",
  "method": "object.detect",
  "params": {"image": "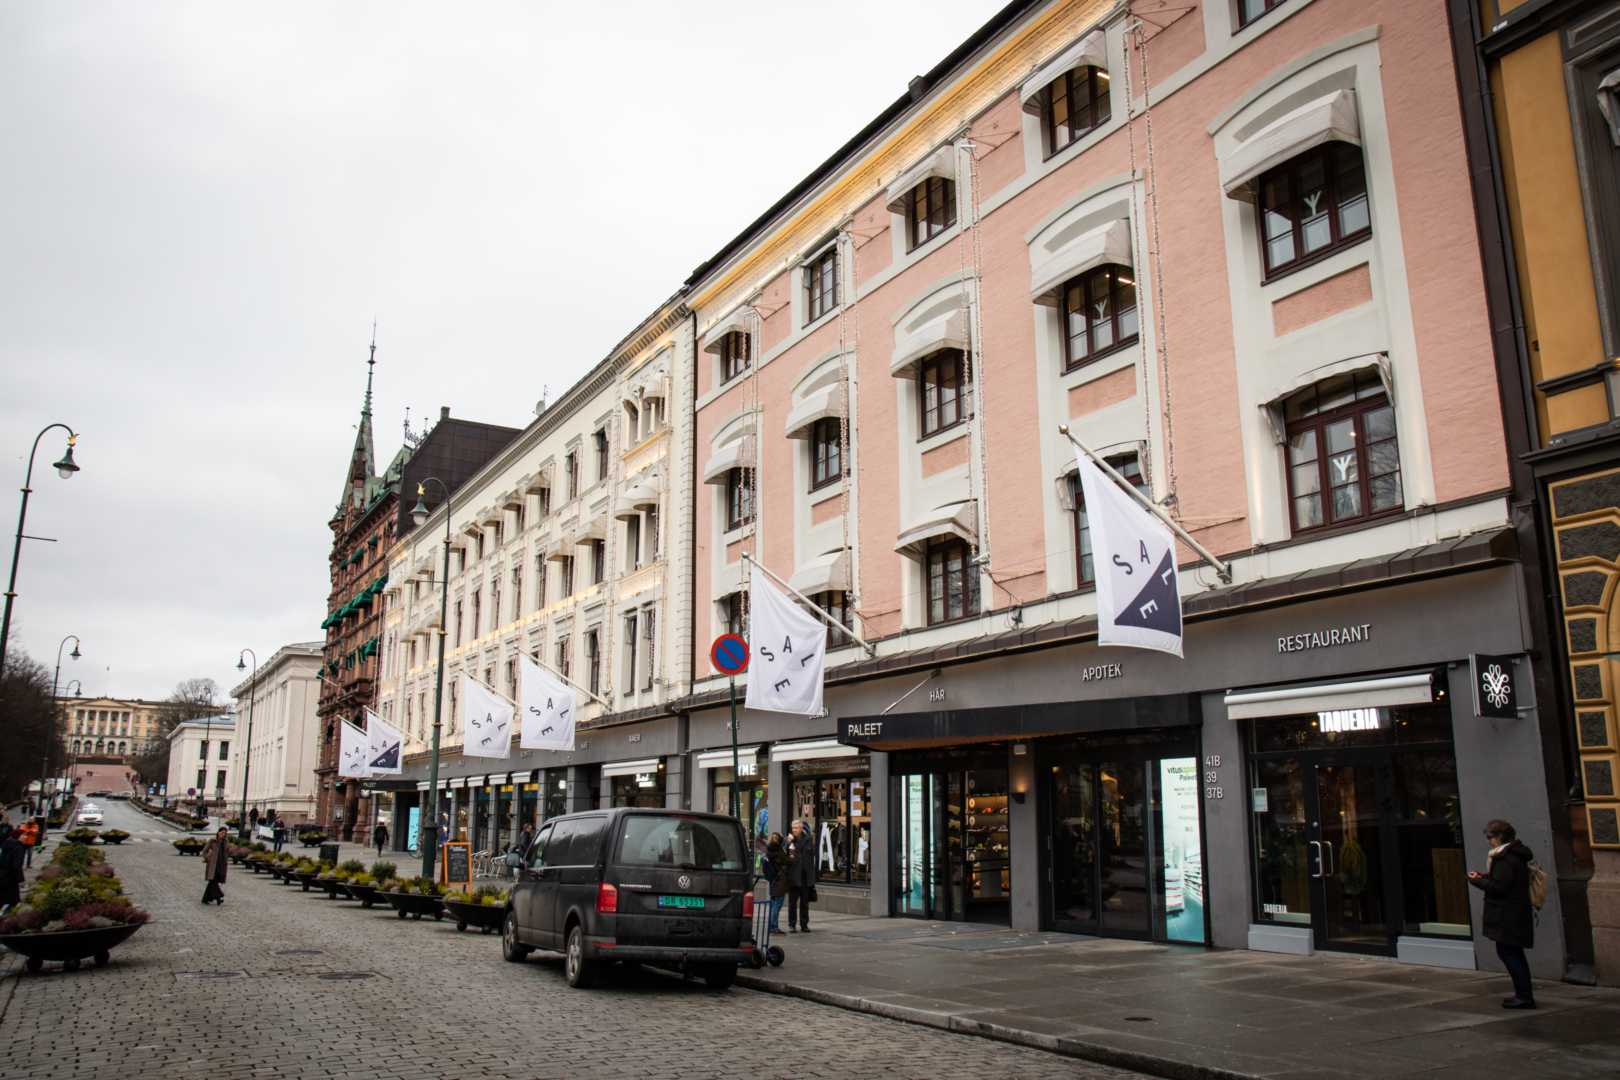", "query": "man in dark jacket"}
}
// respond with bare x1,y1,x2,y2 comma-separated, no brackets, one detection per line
786,820,817,933
1468,818,1536,1008
0,830,26,912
